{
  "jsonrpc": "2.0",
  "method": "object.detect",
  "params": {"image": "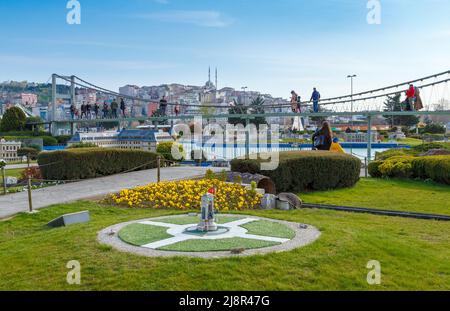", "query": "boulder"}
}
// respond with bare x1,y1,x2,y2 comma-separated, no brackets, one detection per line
278,193,303,209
